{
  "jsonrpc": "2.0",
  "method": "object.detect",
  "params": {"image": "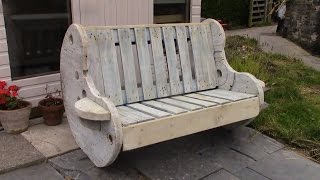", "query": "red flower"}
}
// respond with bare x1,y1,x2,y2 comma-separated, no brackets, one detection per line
0,97,6,104
8,85,19,92
0,81,6,90
0,89,10,96
12,91,18,97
